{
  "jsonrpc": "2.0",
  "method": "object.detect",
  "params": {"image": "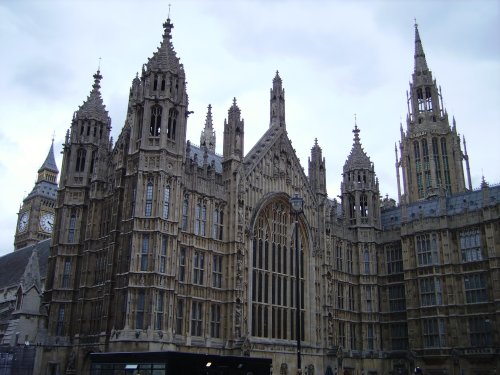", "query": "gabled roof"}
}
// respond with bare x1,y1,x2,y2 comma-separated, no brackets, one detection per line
0,239,50,290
